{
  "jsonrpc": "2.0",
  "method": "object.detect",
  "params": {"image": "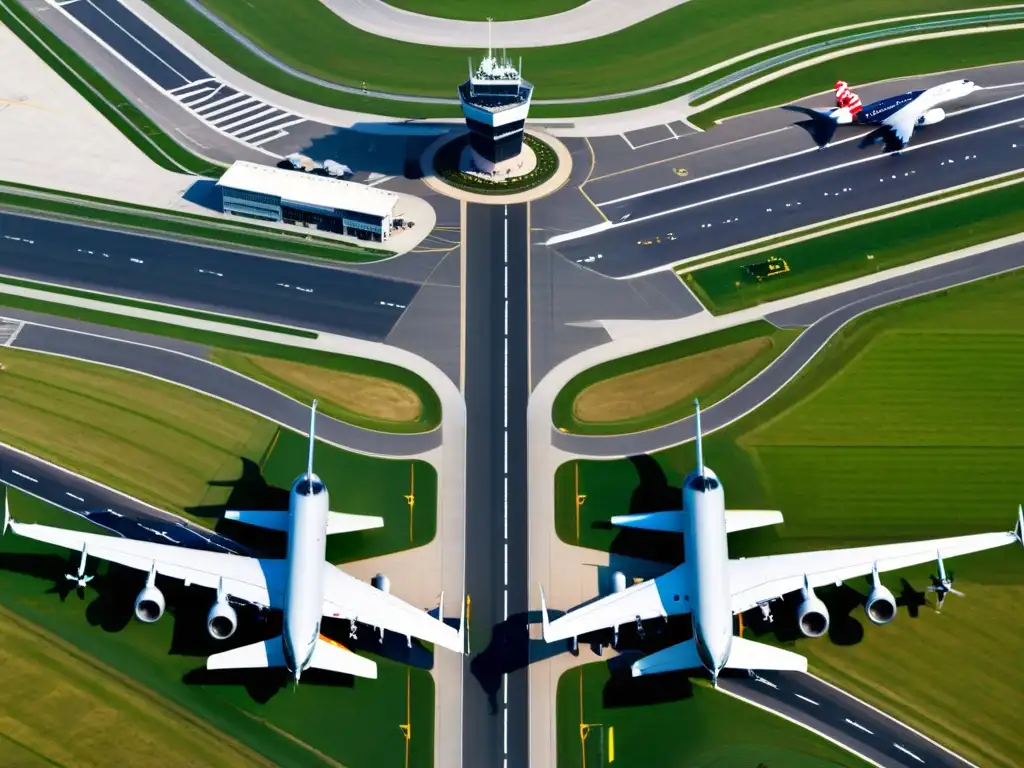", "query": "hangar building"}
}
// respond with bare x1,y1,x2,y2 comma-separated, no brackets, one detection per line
217,161,398,242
